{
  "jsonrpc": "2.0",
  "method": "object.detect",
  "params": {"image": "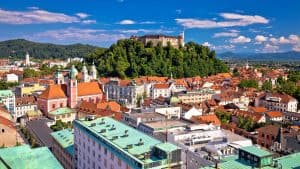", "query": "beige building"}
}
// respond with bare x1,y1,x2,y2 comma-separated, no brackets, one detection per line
177,88,215,104
131,33,184,48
